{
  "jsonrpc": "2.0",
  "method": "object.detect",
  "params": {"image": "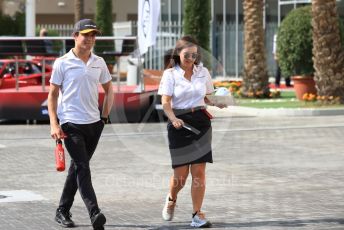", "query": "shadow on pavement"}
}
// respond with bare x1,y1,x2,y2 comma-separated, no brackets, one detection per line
135,218,344,229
